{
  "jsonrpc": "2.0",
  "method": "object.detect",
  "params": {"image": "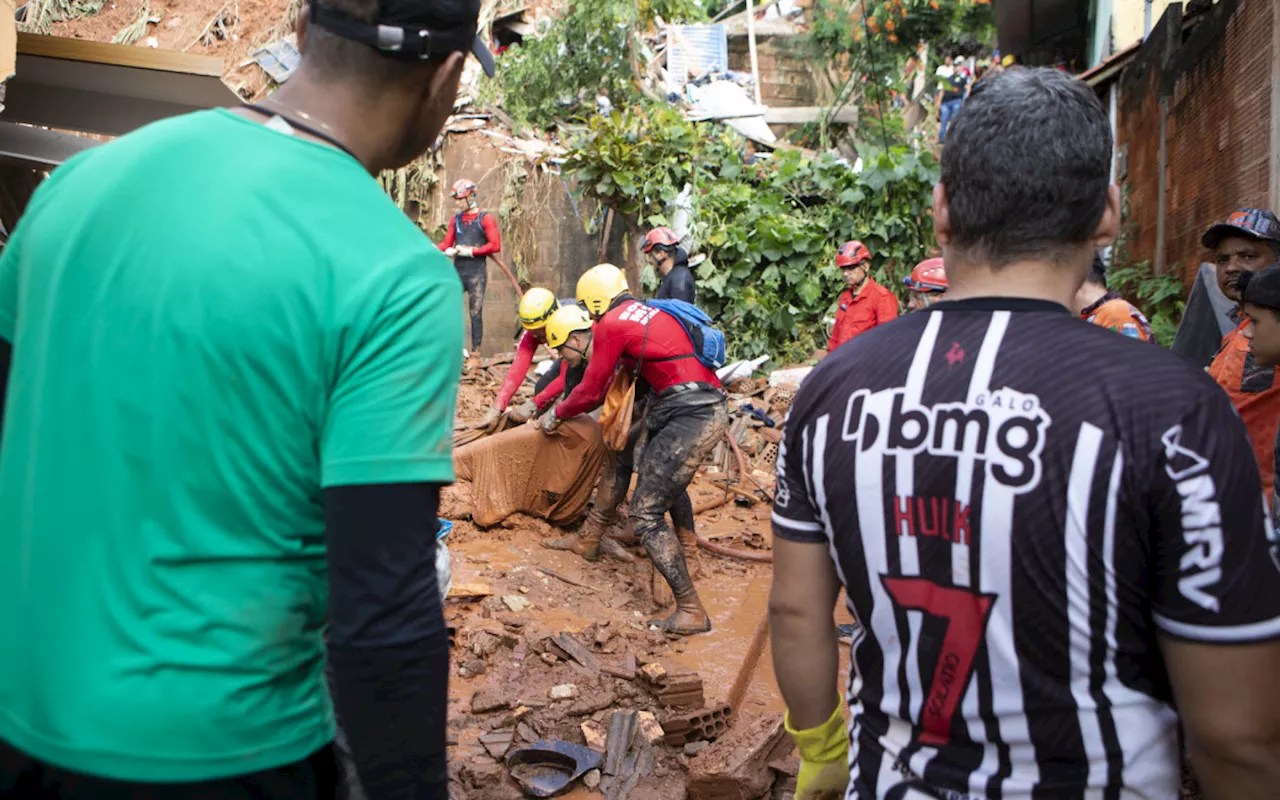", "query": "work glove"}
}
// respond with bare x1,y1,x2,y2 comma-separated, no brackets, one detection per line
786,702,849,800
457,245,475,258
476,407,502,433
444,247,458,257
506,399,538,425
539,408,562,435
